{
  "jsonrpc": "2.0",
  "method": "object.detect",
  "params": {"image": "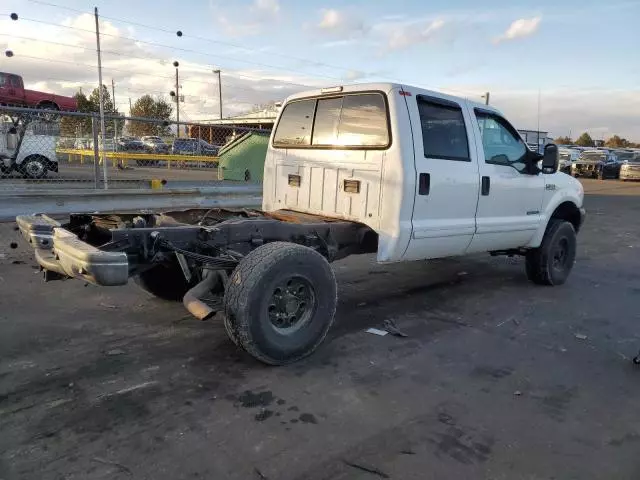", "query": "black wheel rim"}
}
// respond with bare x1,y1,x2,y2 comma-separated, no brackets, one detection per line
267,276,316,334
552,237,570,272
